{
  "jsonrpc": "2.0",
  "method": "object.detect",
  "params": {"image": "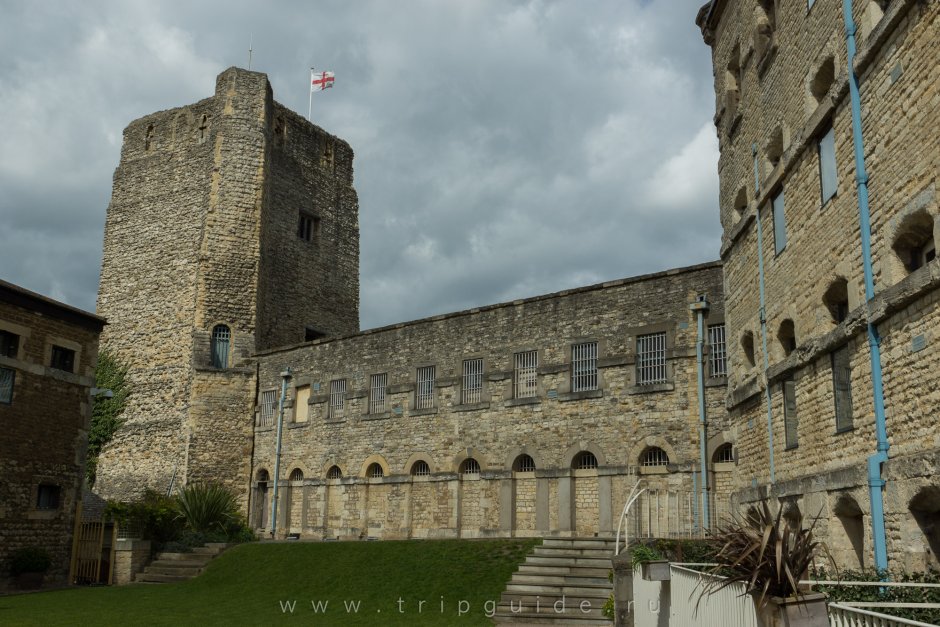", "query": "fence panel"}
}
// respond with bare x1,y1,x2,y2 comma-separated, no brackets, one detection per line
668,564,759,627
828,603,939,627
